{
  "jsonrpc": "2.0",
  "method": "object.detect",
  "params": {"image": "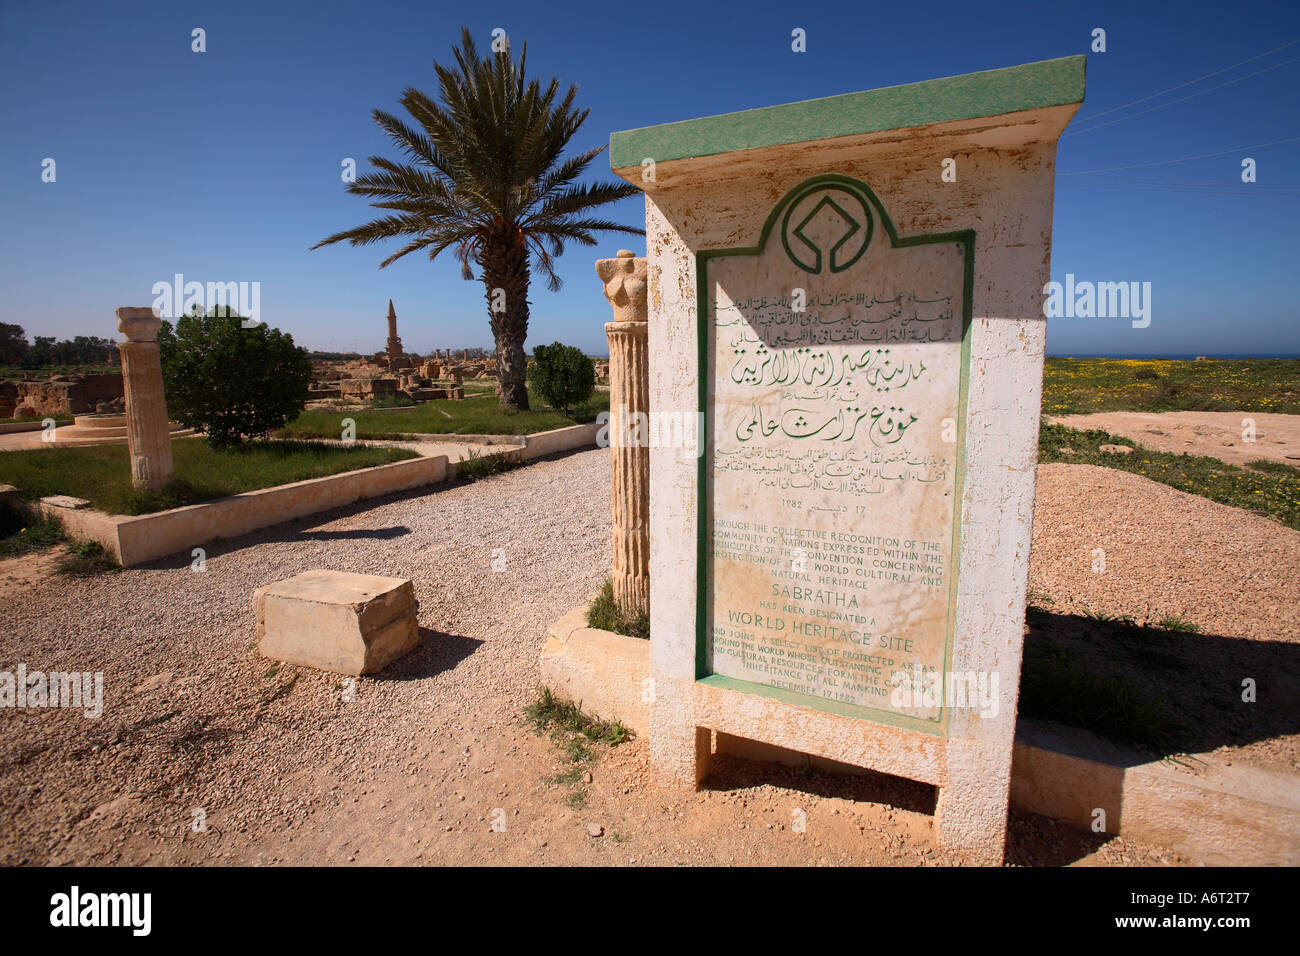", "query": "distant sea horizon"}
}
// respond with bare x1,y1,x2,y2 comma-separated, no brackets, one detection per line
1043,353,1300,360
